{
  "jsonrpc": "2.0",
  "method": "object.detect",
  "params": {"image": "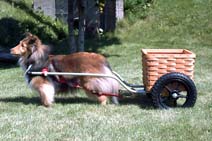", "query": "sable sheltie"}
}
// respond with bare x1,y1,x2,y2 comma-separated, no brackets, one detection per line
10,33,119,107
